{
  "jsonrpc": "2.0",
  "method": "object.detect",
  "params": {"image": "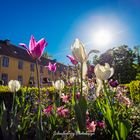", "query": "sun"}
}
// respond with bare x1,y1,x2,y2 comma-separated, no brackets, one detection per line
93,29,112,46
